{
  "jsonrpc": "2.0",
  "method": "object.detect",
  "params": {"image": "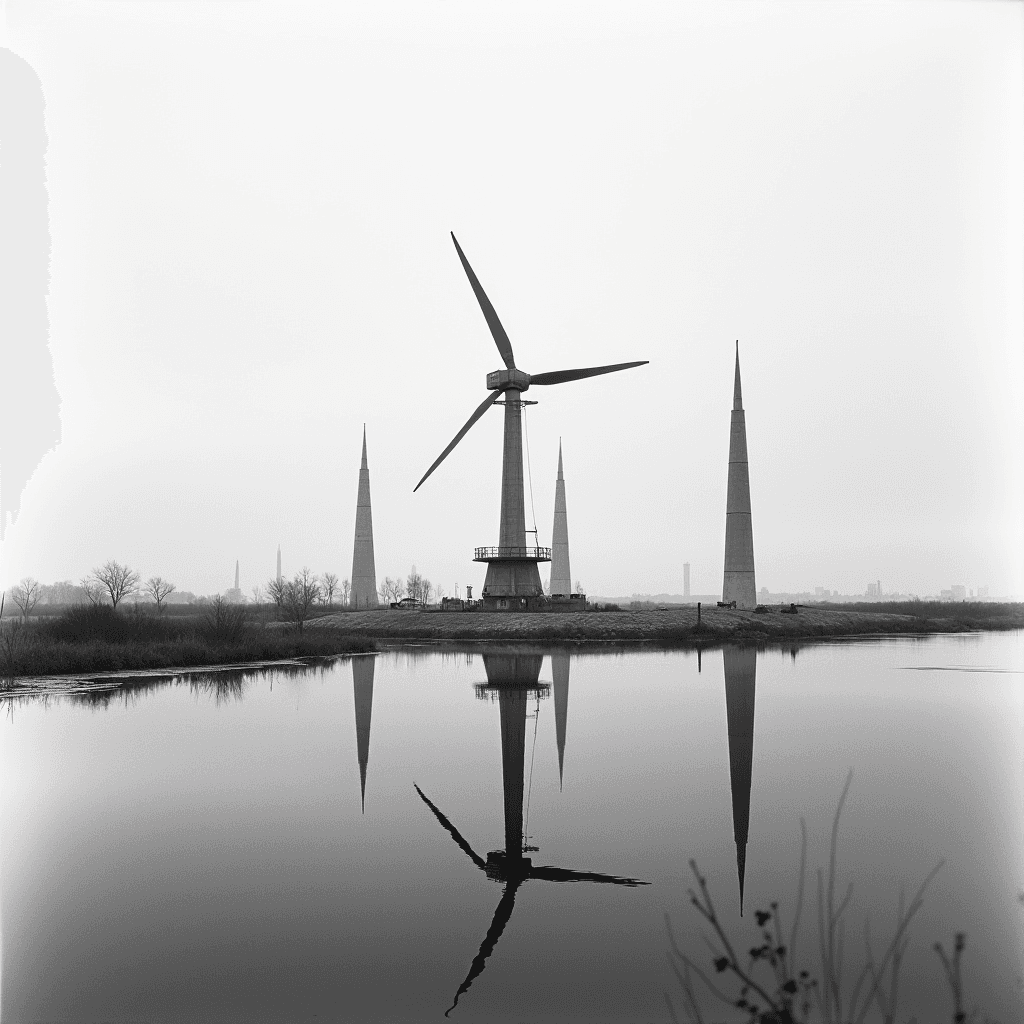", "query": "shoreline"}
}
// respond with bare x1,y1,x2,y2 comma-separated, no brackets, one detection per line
3,604,1019,698
306,603,1024,645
